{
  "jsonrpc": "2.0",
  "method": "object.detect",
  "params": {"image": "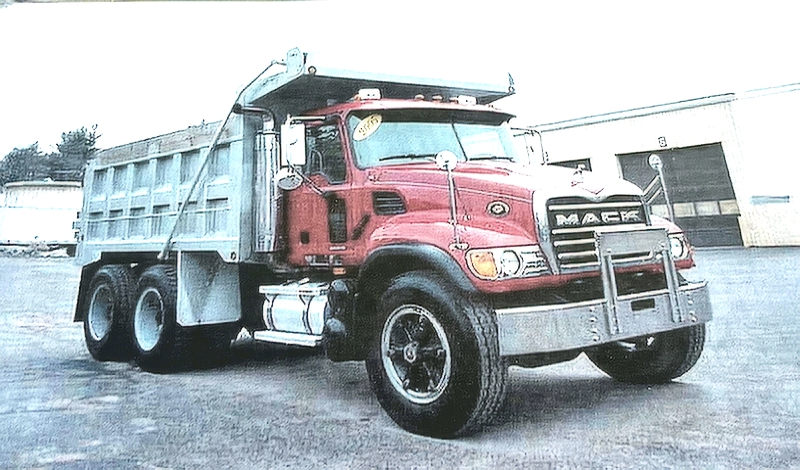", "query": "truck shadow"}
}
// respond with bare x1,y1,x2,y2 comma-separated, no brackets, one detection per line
220,347,707,430
224,338,323,366
176,342,707,437
490,364,705,434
